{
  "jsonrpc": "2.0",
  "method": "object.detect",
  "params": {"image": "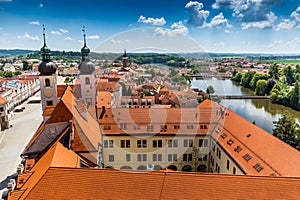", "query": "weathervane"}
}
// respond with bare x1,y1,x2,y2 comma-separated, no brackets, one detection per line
82,26,86,46
43,24,46,46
